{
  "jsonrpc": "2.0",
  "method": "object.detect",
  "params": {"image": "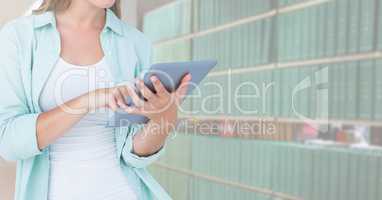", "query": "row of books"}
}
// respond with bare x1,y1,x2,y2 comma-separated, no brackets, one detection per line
180,60,381,121
193,19,272,70
149,133,382,200
150,0,377,70
196,0,272,31
143,0,191,42
278,0,376,62
278,0,306,7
